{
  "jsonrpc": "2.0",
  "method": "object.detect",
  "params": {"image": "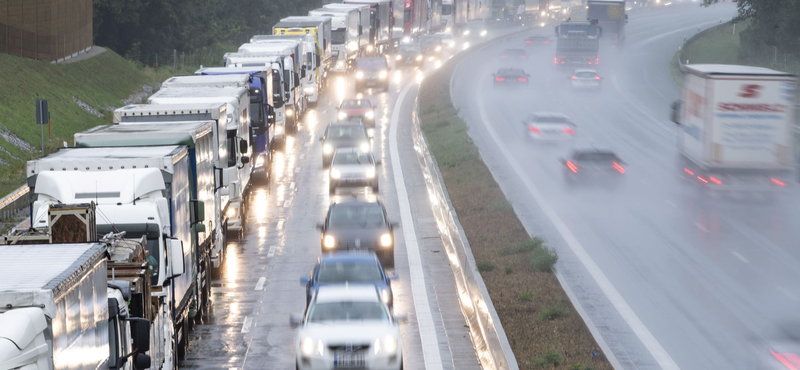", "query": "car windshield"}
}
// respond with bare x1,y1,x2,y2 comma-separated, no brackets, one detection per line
333,152,373,165
574,152,620,162
400,44,421,53
327,126,366,140
421,37,440,46
498,69,524,77
576,72,598,78
357,58,387,70
341,100,371,109
329,204,385,227
534,115,570,123
307,301,389,322
317,260,383,283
